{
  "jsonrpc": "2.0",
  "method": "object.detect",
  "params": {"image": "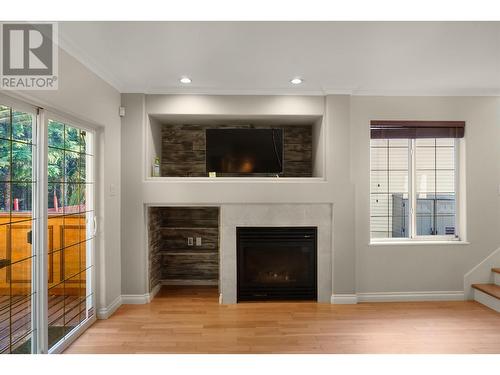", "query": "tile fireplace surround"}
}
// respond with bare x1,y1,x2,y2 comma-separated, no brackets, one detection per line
219,204,333,303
